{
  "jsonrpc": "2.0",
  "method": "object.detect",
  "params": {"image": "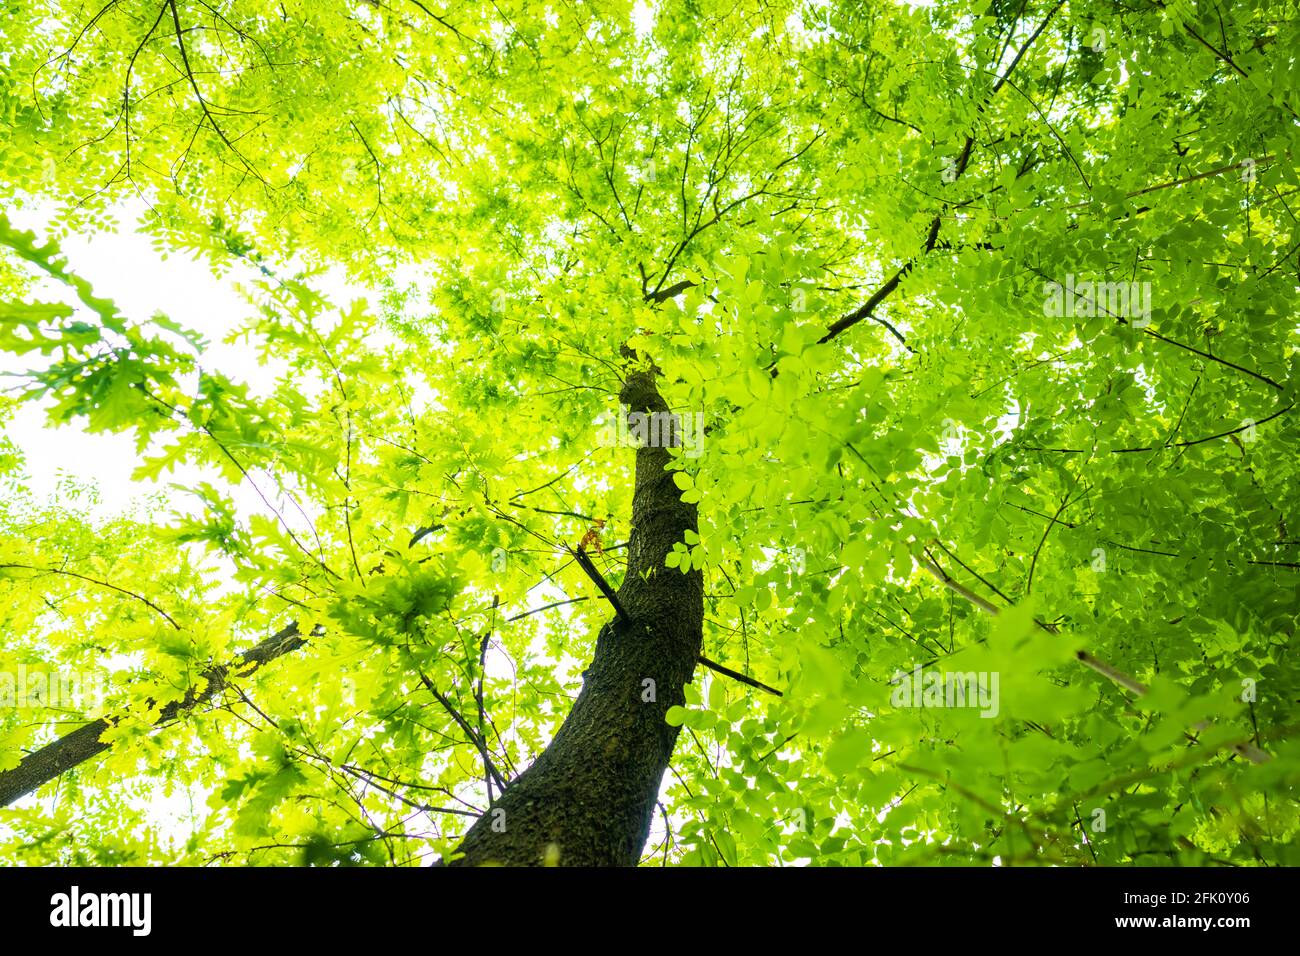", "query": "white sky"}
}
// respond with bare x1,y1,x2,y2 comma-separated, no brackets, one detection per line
1,202,283,514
